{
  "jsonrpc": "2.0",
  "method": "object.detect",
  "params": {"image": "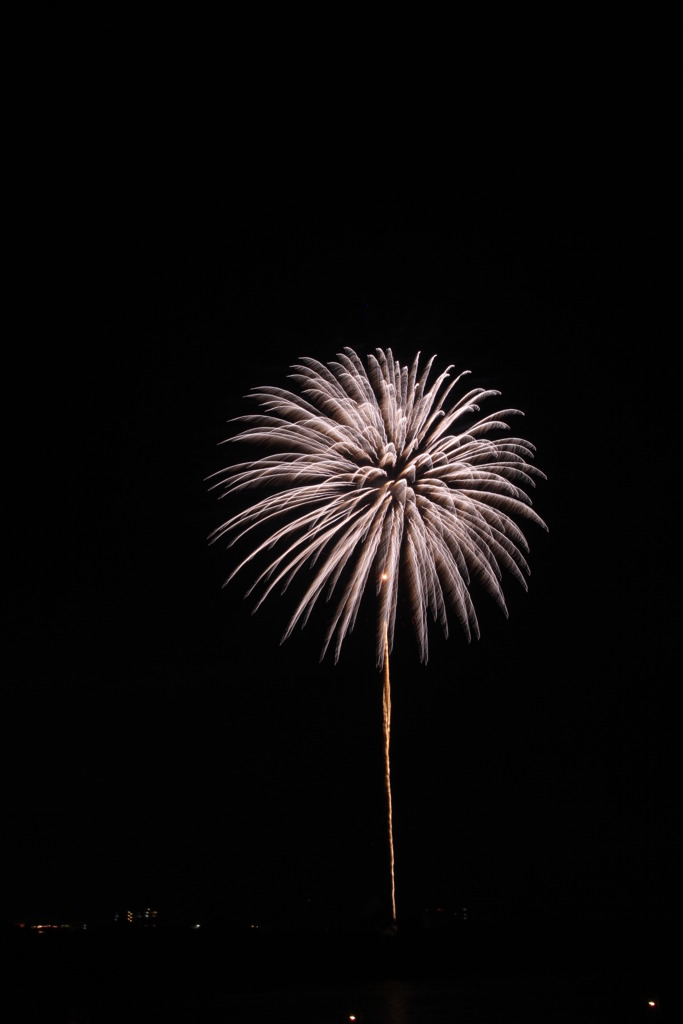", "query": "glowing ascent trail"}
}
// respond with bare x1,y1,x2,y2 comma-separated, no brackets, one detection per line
382,621,396,926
